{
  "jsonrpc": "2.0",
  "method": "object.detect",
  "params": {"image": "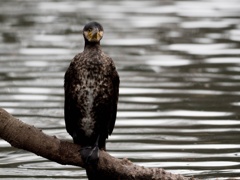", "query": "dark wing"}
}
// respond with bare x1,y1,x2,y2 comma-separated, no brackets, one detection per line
108,61,120,135
64,62,75,137
64,54,84,141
